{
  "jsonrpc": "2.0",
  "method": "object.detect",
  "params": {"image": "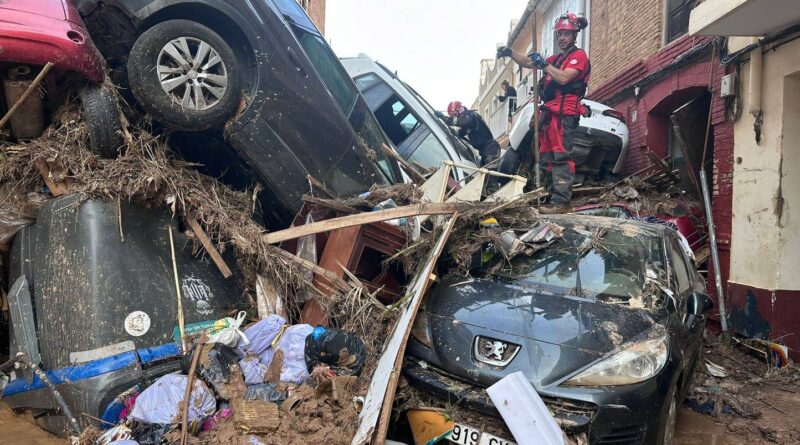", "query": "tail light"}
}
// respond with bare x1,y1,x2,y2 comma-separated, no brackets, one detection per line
602,109,626,124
